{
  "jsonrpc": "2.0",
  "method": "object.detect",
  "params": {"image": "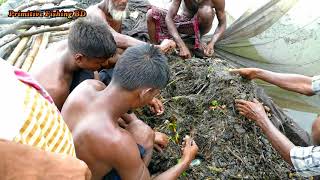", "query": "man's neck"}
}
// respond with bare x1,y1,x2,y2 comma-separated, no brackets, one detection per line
60,48,80,75
98,84,134,121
